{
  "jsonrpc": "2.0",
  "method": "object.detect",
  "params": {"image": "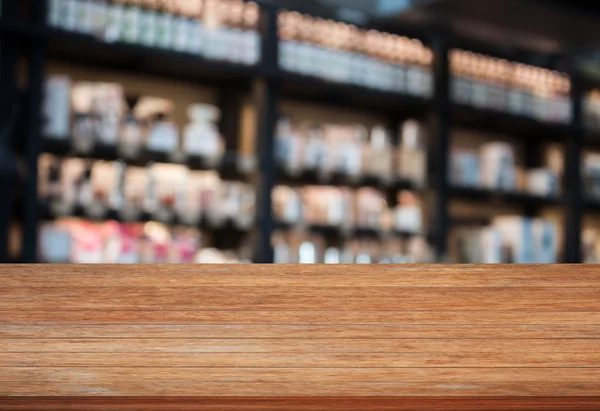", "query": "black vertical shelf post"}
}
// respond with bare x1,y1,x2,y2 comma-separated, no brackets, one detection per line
253,5,278,263
0,0,20,262
564,70,584,263
431,34,451,261
21,0,47,263
217,87,242,153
